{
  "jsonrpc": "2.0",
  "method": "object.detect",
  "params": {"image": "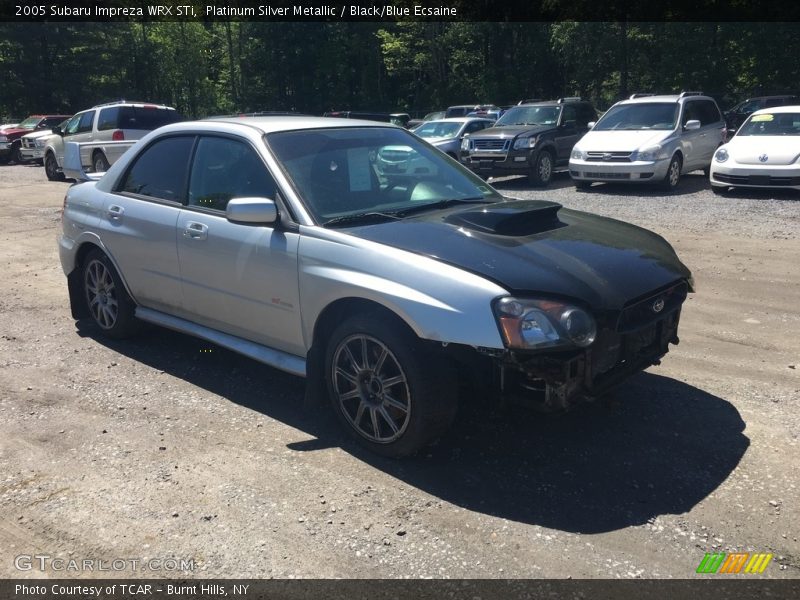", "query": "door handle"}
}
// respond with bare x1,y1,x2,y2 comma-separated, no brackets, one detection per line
183,221,208,240
107,205,124,220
